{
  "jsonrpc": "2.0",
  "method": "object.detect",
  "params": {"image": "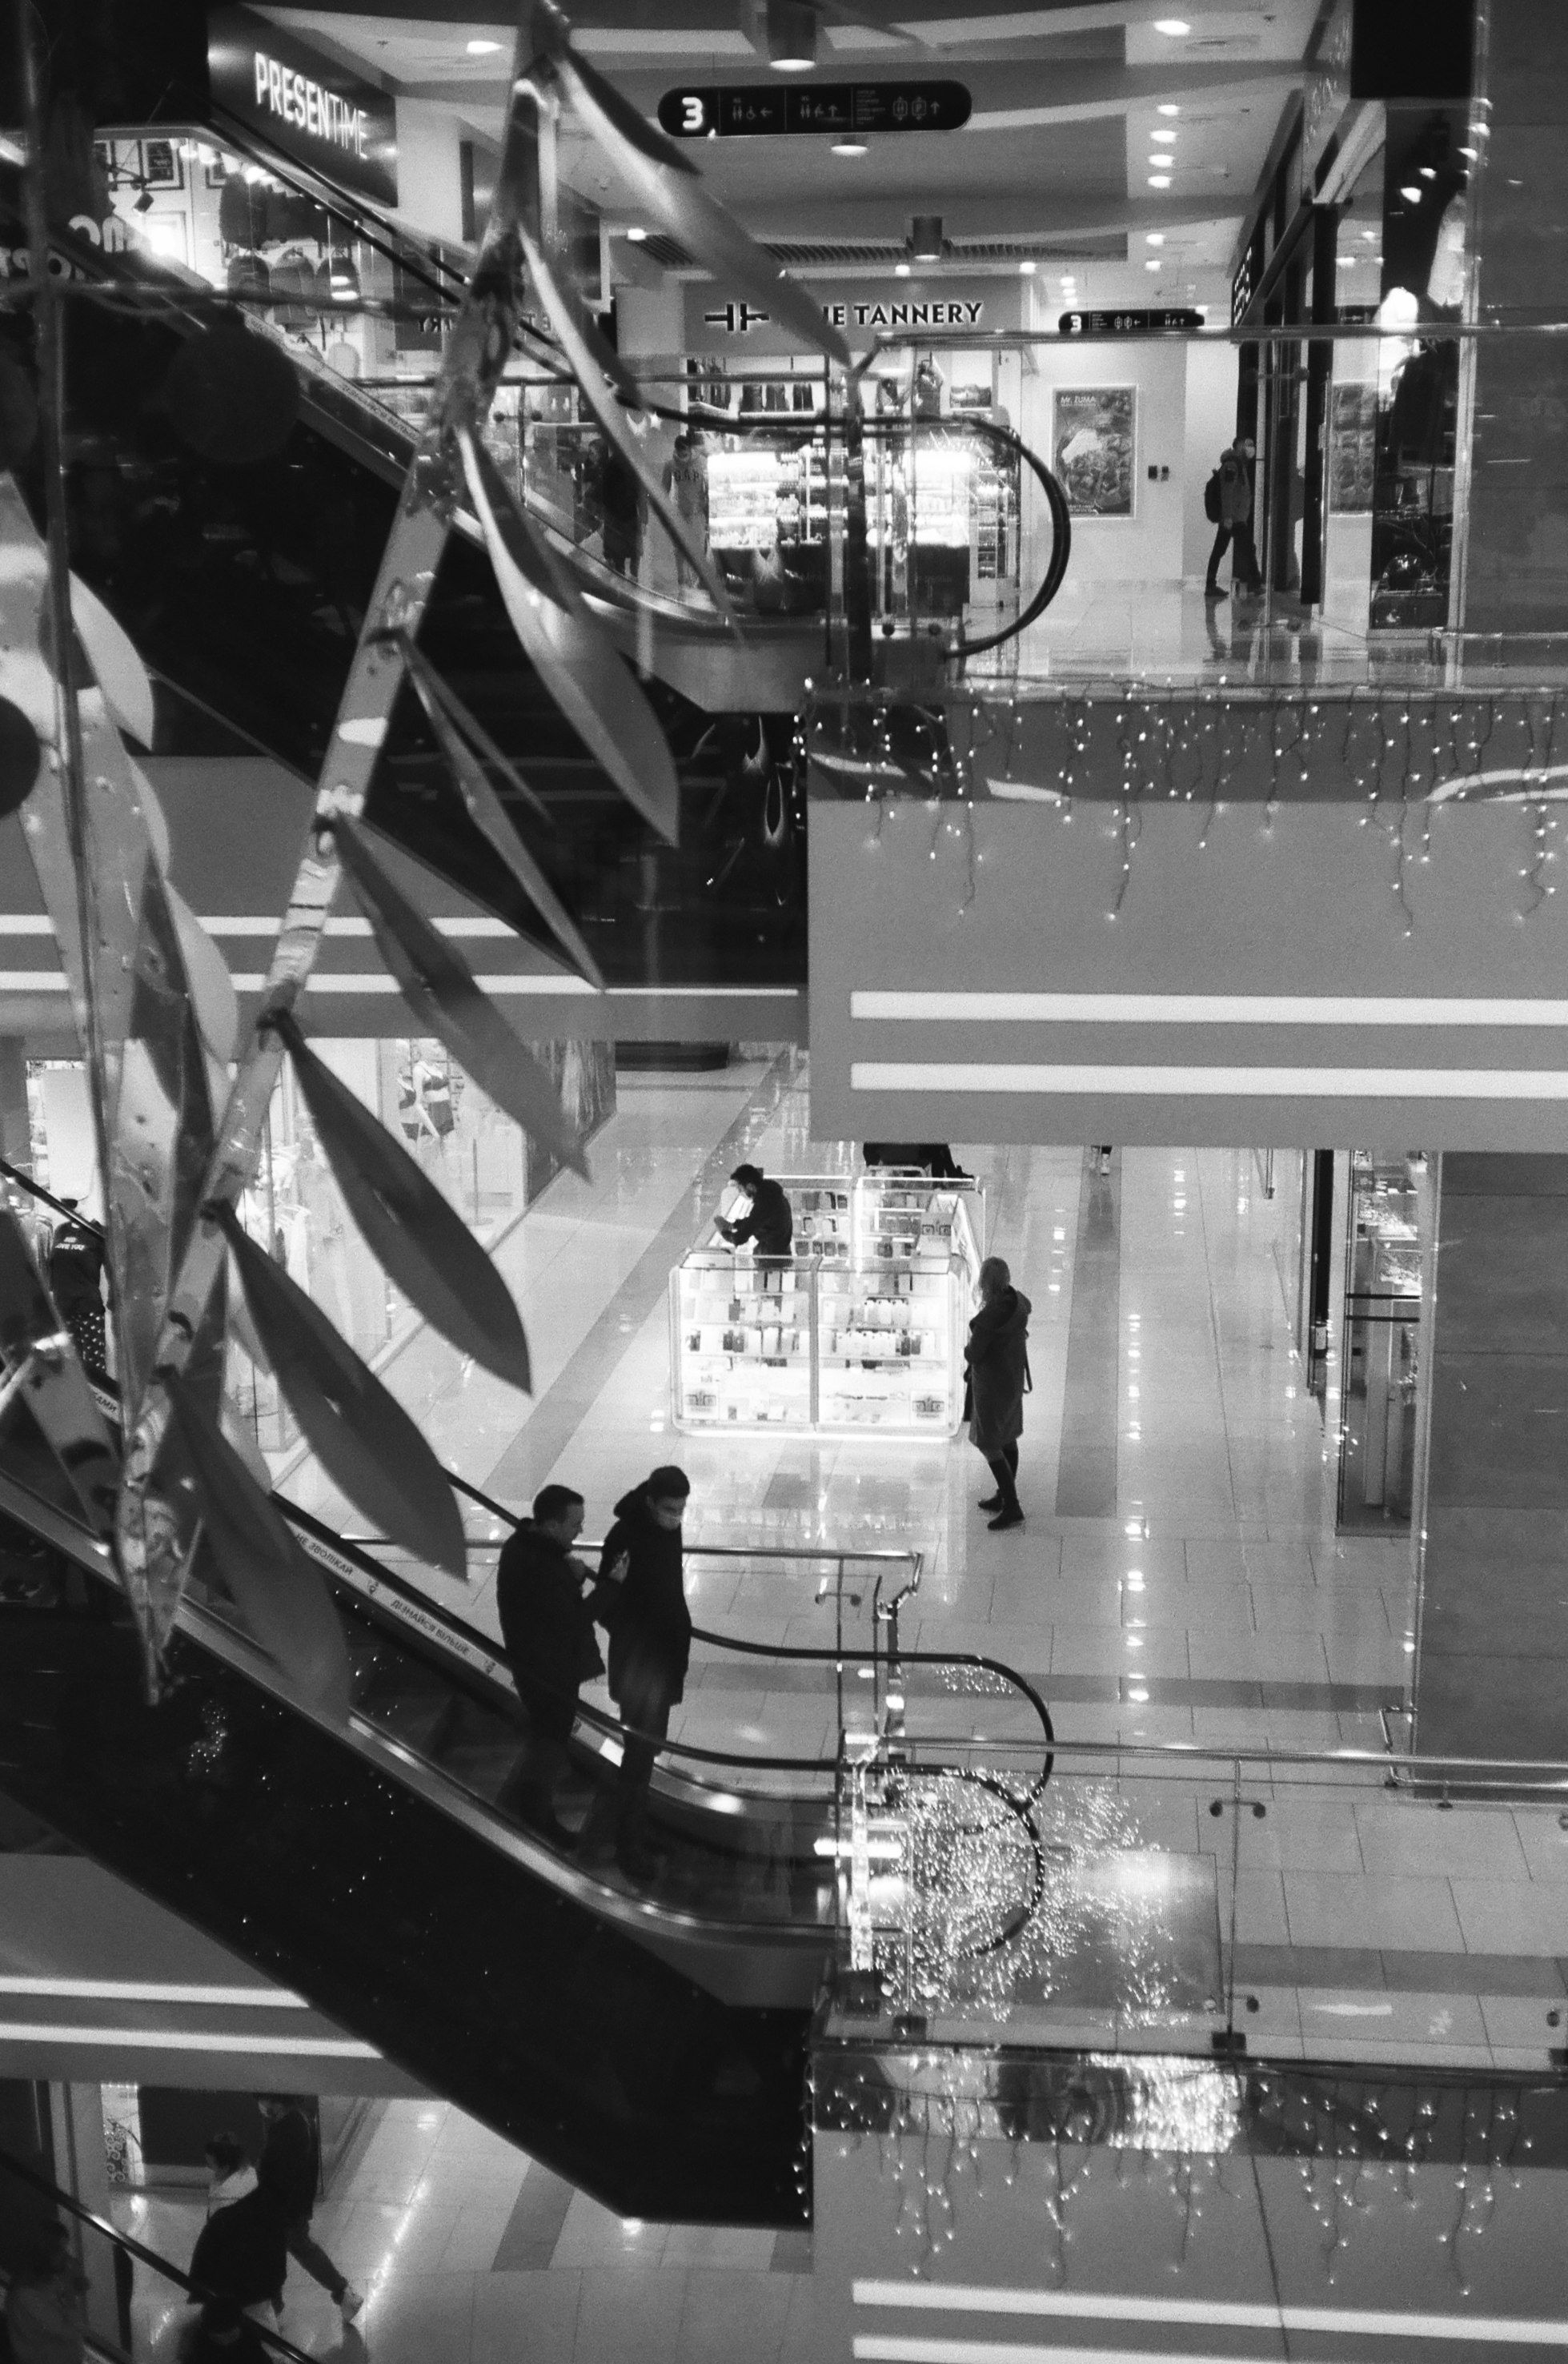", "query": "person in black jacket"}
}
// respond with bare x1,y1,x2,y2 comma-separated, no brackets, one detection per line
587,1466,693,1882
187,2186,287,2324
254,2097,361,2323
495,1483,604,1846
964,1256,1033,1531
716,1164,792,1290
